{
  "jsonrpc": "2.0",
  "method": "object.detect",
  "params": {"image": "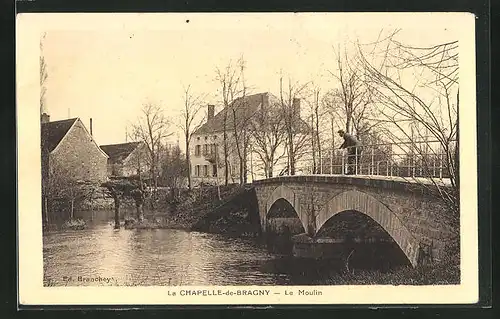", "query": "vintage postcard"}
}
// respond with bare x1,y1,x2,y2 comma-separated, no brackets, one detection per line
17,12,478,305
